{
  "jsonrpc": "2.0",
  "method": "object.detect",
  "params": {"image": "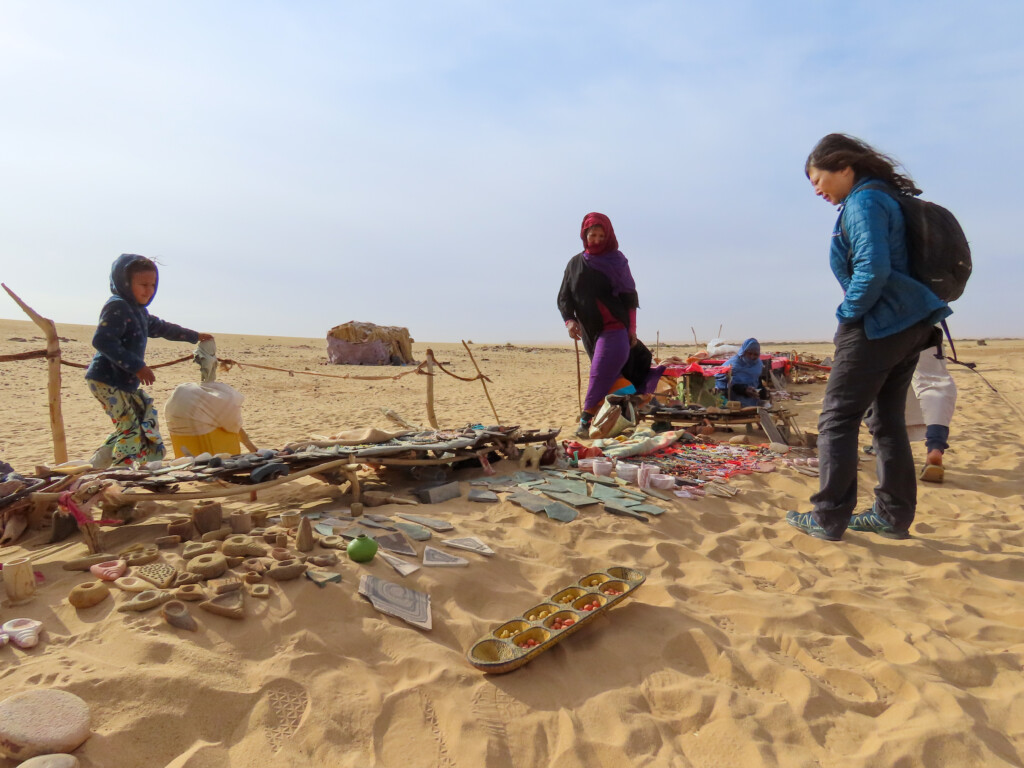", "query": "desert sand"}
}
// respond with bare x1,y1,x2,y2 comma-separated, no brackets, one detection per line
2,316,1024,768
